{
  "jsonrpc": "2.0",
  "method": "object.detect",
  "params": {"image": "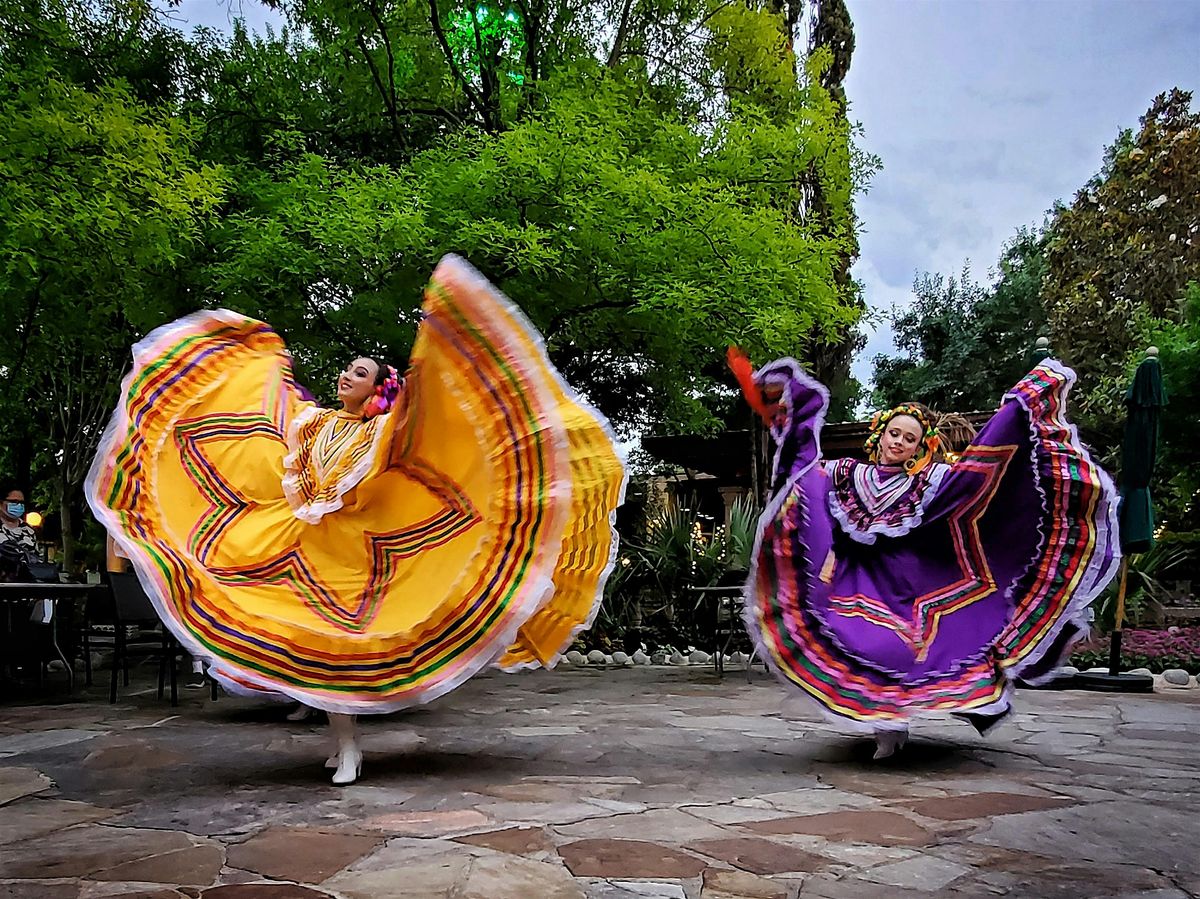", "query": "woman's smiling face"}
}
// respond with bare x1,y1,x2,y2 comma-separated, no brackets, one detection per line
878,414,923,466
337,358,380,414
